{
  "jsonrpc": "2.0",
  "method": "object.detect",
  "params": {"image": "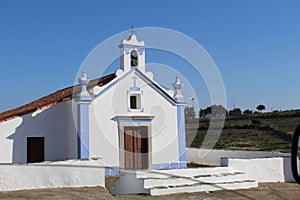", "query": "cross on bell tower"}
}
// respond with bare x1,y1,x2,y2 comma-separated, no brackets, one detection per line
129,26,136,35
